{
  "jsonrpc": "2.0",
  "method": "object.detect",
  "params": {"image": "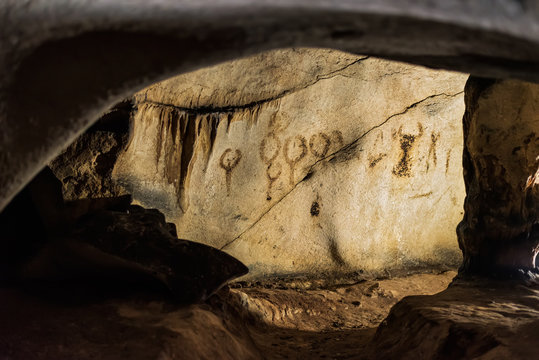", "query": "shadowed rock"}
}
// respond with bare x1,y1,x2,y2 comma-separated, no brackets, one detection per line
1,168,248,303
55,205,249,302
457,77,539,276
368,278,539,359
